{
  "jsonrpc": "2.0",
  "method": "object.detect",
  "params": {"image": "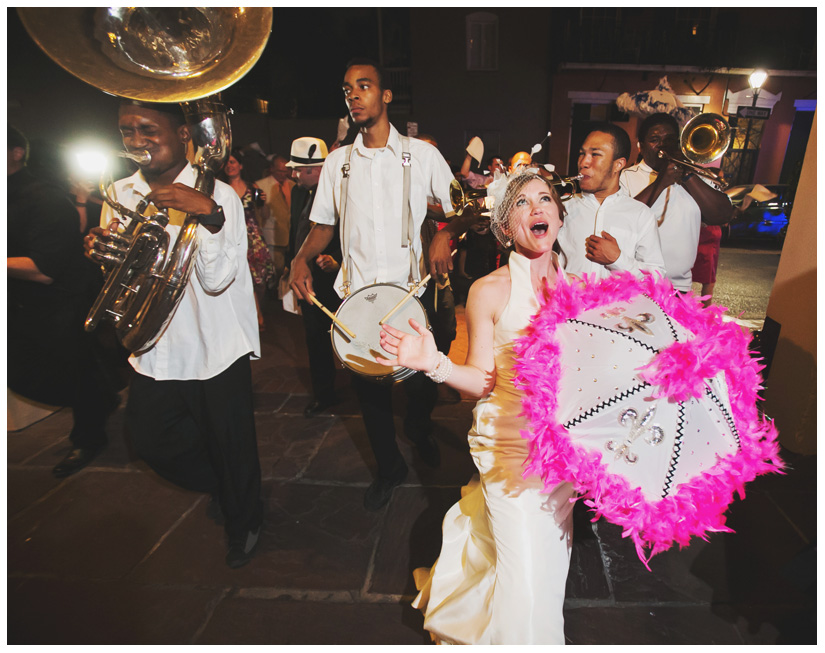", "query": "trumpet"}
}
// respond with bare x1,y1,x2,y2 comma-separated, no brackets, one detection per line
657,113,731,188
449,179,487,216
544,171,583,200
